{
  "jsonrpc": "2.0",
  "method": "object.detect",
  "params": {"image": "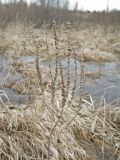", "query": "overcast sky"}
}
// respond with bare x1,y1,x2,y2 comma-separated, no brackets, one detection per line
70,0,120,11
